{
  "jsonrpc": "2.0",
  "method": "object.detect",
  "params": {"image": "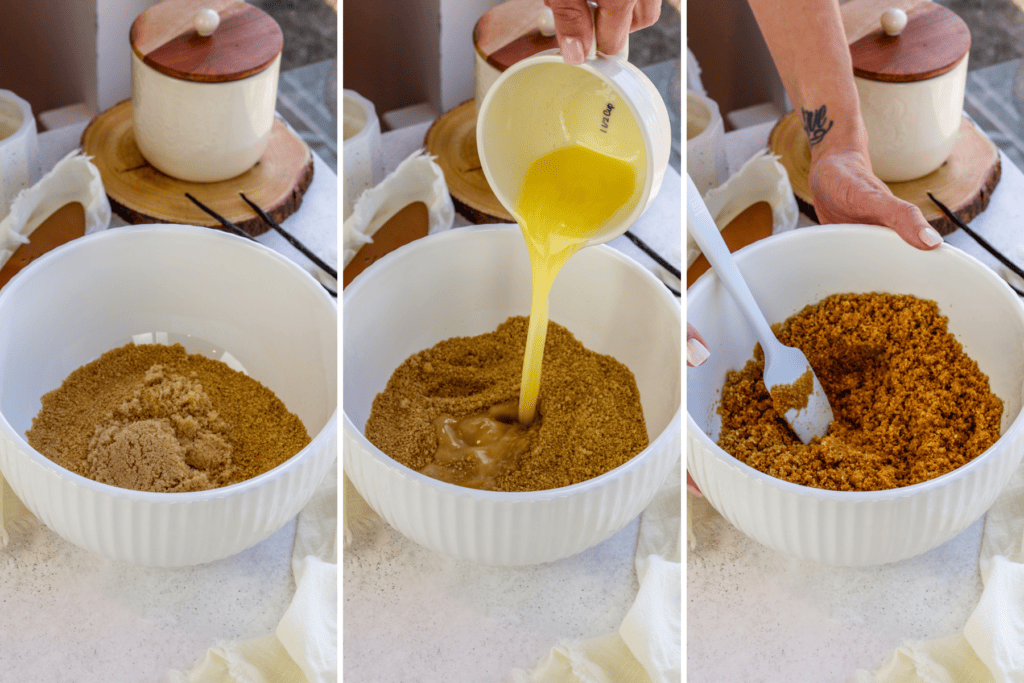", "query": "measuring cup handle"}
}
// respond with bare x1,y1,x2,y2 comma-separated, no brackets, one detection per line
587,3,630,60
544,3,630,61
